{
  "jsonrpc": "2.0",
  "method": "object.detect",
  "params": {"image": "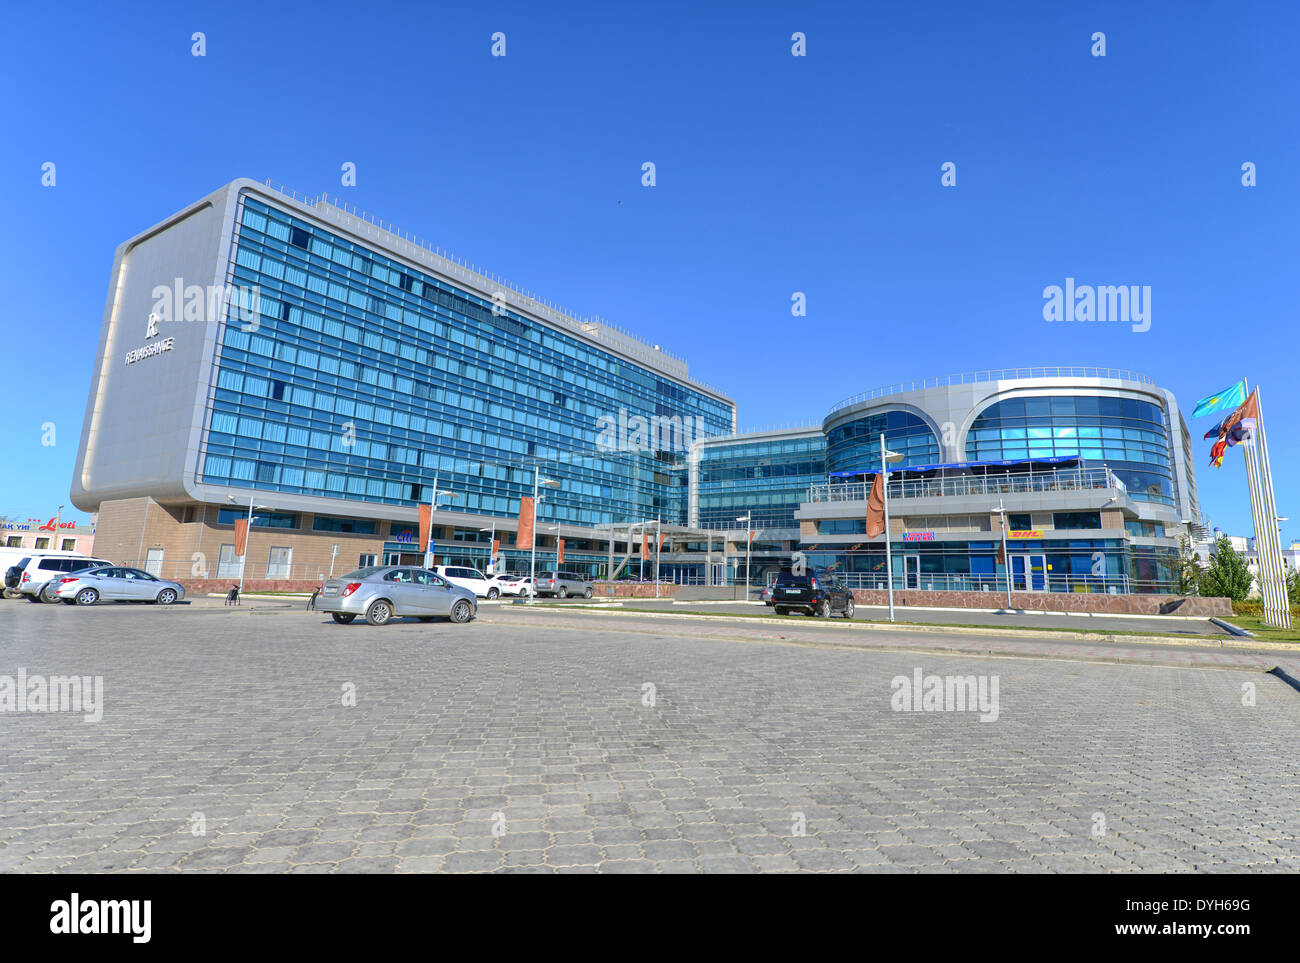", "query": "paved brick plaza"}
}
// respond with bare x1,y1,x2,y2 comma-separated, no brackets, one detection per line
1,602,1298,873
